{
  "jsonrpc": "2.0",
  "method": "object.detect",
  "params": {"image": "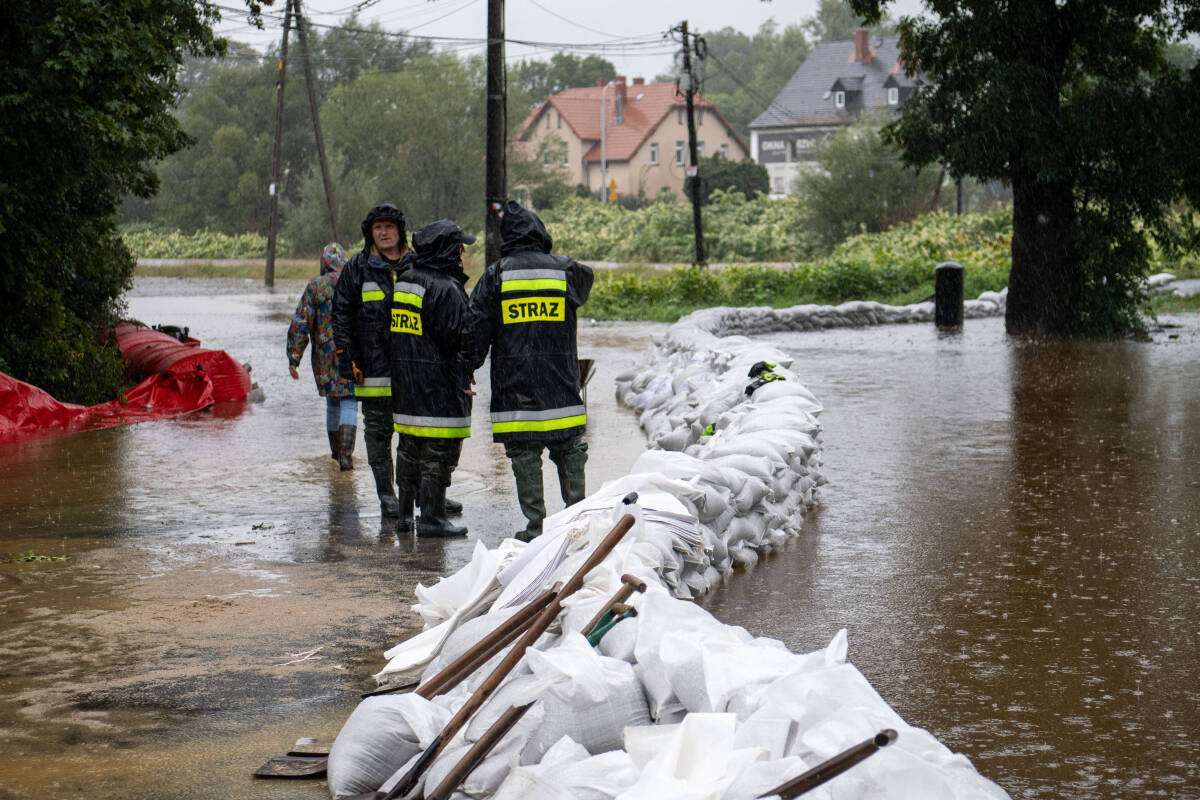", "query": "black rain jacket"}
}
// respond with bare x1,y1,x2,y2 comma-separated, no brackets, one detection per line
469,202,593,443
332,203,409,399
389,220,474,439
